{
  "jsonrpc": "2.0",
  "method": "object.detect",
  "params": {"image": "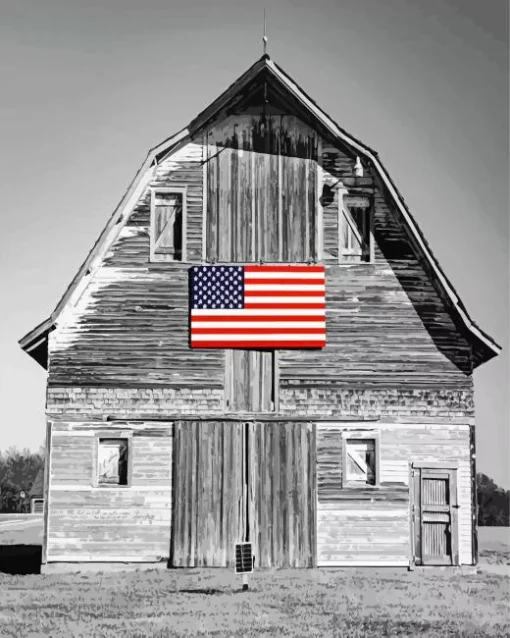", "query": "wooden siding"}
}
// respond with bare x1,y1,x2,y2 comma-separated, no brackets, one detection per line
171,421,315,568
316,422,472,566
41,103,478,569
205,115,318,262
47,119,473,416
46,421,172,563
225,350,274,412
